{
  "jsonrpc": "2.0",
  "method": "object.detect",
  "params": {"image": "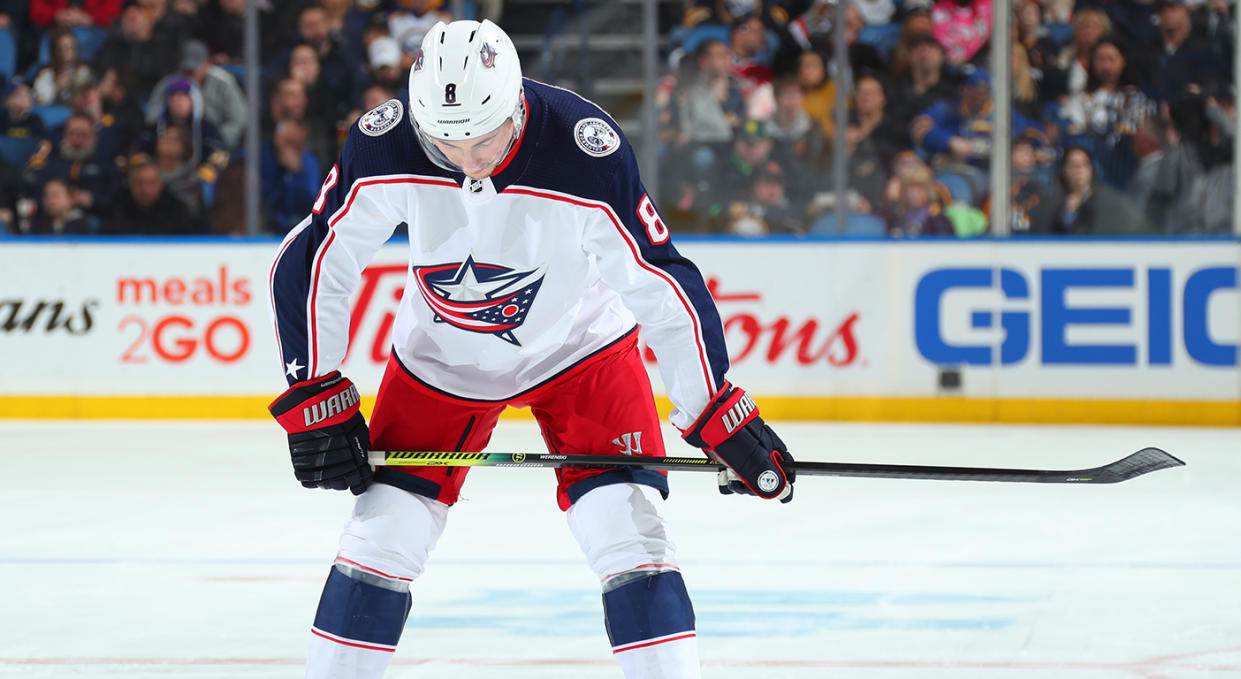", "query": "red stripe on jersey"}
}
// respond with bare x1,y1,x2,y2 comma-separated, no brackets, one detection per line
329,177,457,228
502,187,716,396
